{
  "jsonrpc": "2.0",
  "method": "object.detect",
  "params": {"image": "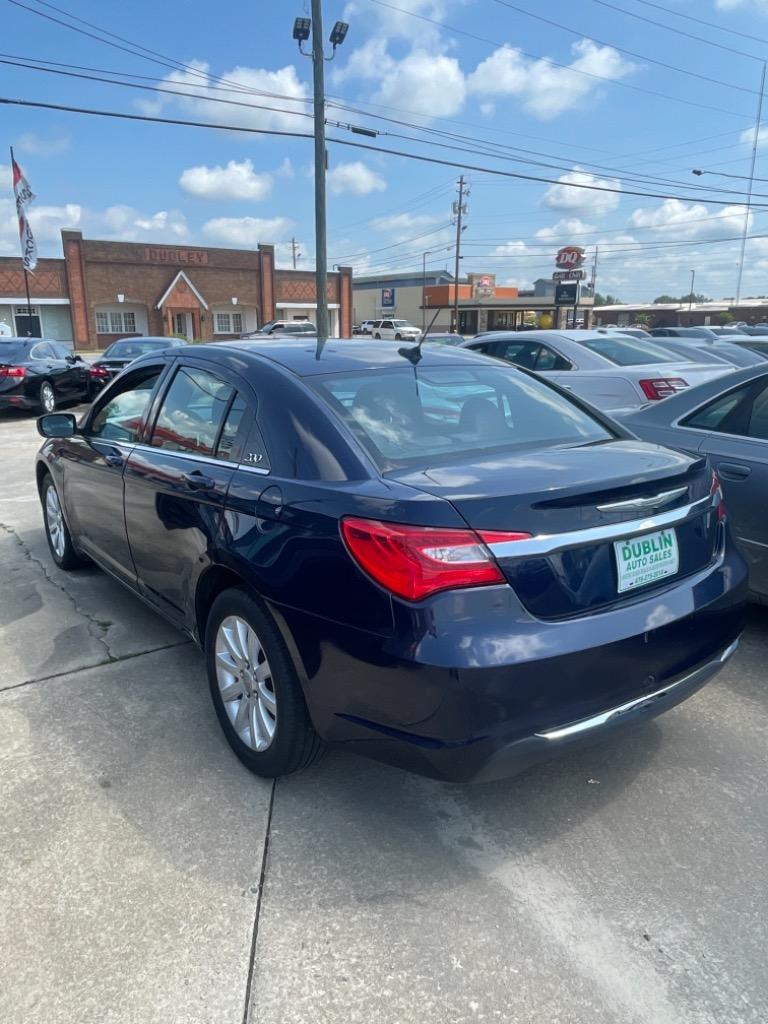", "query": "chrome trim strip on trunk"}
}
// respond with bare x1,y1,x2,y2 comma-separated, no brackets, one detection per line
487,493,714,560
595,486,688,514
534,639,739,741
